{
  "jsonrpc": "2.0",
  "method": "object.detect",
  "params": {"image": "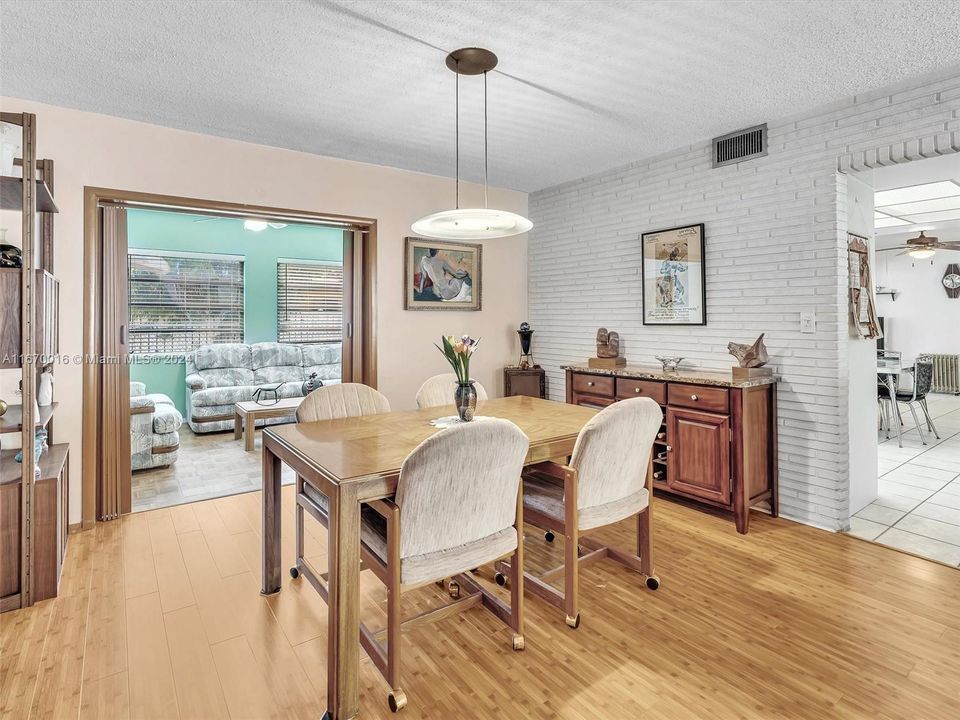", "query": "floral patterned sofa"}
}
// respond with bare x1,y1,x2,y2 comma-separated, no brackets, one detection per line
184,342,342,433
130,382,183,470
